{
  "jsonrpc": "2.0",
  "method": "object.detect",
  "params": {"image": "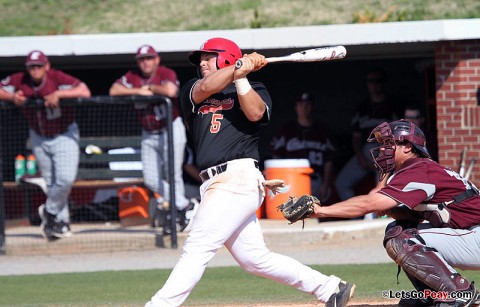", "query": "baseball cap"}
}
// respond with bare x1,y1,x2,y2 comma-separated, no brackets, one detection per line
25,50,49,66
135,45,157,59
295,92,314,103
